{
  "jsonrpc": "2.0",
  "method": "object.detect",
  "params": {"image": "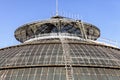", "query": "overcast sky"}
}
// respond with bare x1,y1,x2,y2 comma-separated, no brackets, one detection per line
0,0,120,48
